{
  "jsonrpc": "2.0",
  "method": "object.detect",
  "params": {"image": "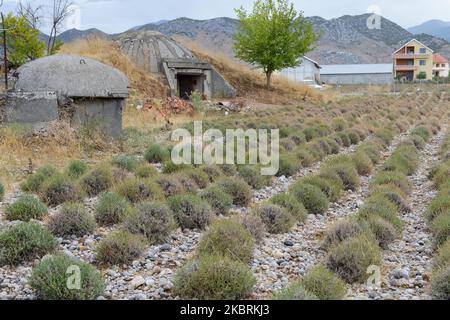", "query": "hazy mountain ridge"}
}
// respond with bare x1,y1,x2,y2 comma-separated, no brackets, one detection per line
408,20,450,41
